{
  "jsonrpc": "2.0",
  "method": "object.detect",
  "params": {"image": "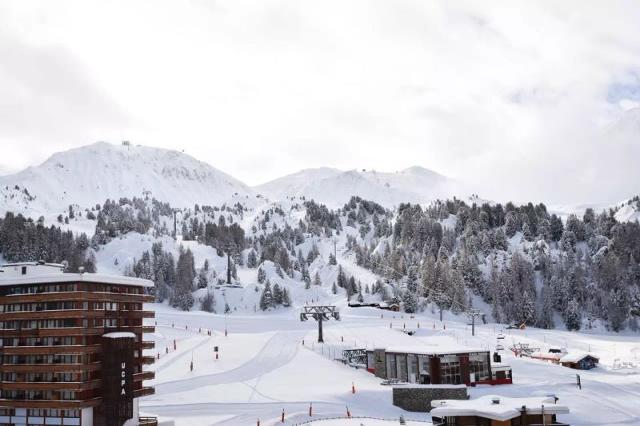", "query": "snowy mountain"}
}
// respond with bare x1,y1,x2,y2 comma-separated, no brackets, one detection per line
255,166,465,207
0,142,253,215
